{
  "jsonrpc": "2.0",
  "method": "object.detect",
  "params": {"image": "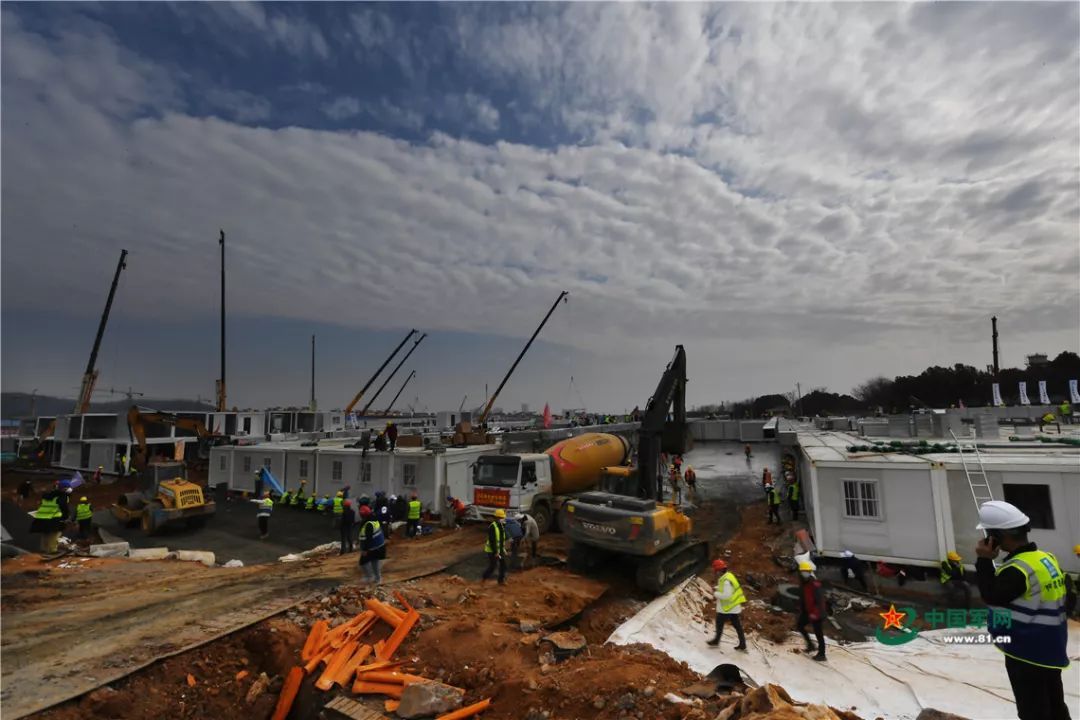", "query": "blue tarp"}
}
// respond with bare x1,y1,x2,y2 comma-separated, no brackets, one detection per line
258,467,284,495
